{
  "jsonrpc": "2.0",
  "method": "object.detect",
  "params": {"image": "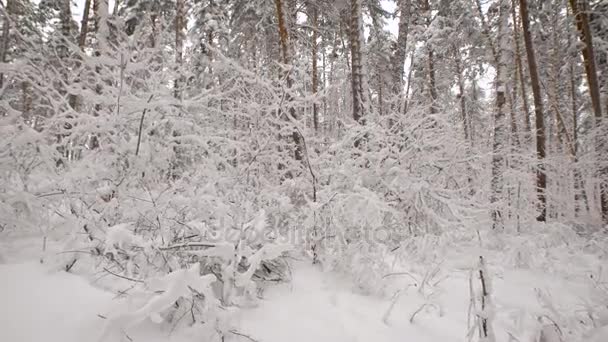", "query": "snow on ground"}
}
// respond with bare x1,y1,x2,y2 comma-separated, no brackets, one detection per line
0,262,111,342
236,262,440,342
0,233,606,342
